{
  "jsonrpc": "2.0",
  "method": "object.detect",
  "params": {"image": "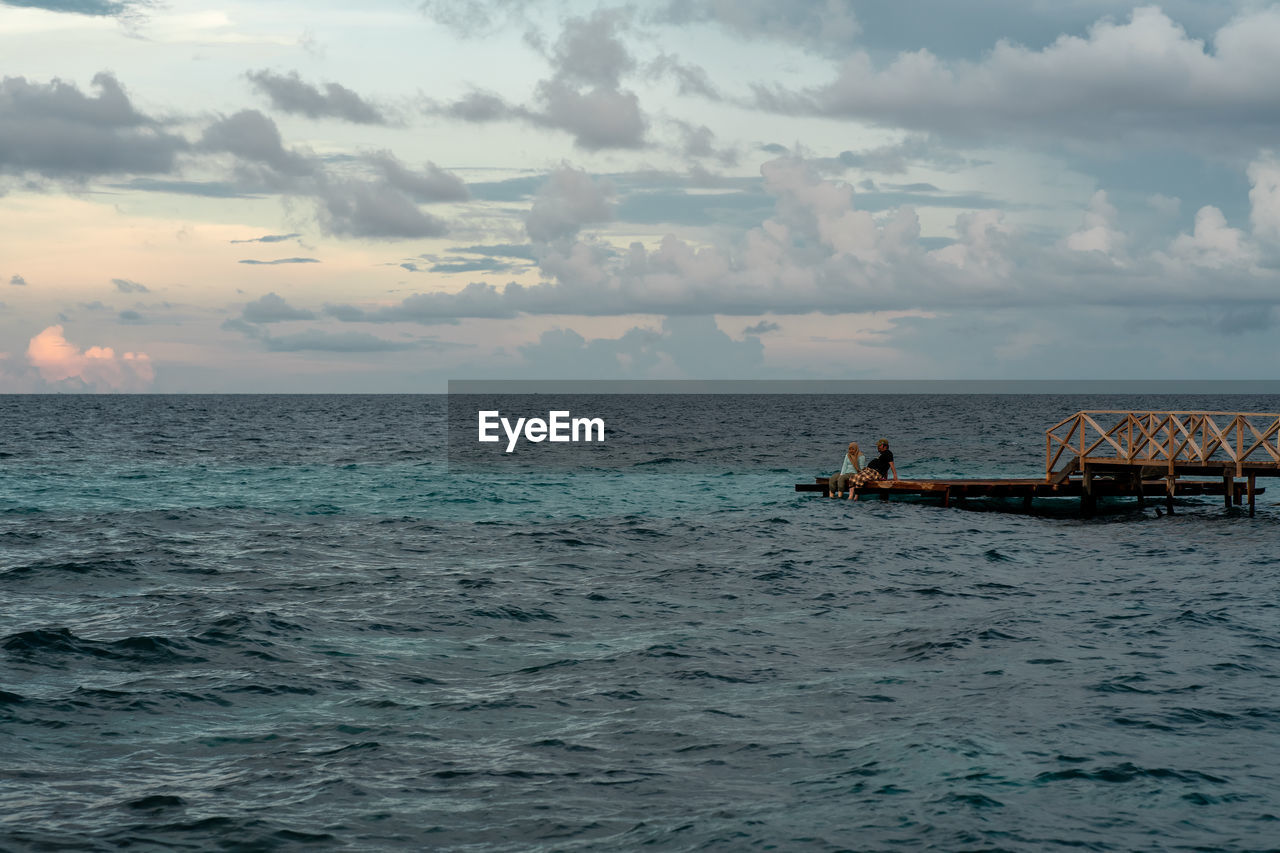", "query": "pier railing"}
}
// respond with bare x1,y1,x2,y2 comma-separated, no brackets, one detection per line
1045,411,1280,480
